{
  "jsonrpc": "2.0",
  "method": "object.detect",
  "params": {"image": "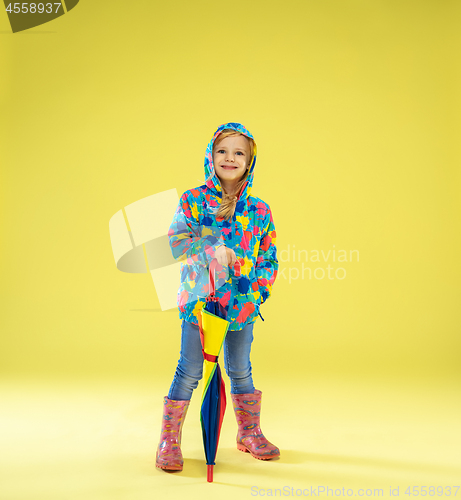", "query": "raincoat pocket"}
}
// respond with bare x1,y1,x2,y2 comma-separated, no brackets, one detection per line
250,278,260,297
250,279,263,317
